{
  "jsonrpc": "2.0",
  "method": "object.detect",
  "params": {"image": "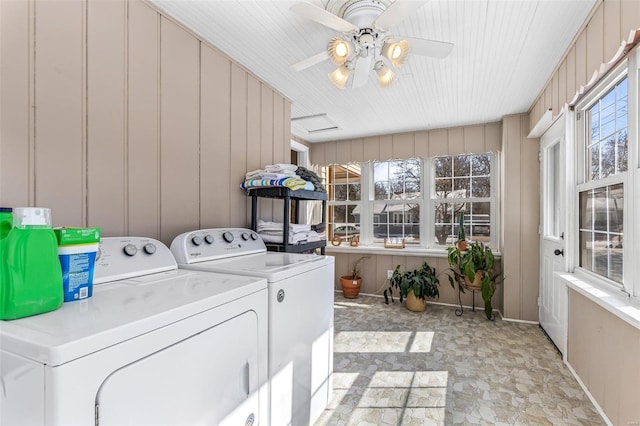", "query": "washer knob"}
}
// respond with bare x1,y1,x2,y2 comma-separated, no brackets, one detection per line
241,232,250,241
204,234,215,244
143,243,156,255
222,231,234,243
191,235,203,246
123,244,137,257
250,233,258,240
